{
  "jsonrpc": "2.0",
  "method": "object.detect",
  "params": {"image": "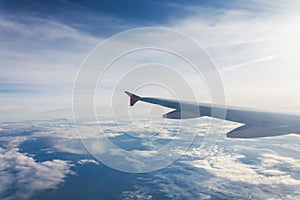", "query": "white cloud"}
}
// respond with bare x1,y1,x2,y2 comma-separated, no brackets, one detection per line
183,150,300,185
0,124,76,199
0,147,74,200
0,117,299,199
77,159,99,165
260,153,300,169
2,1,300,121
122,185,152,200
149,145,300,199
0,136,28,149
171,6,300,113
0,16,100,121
